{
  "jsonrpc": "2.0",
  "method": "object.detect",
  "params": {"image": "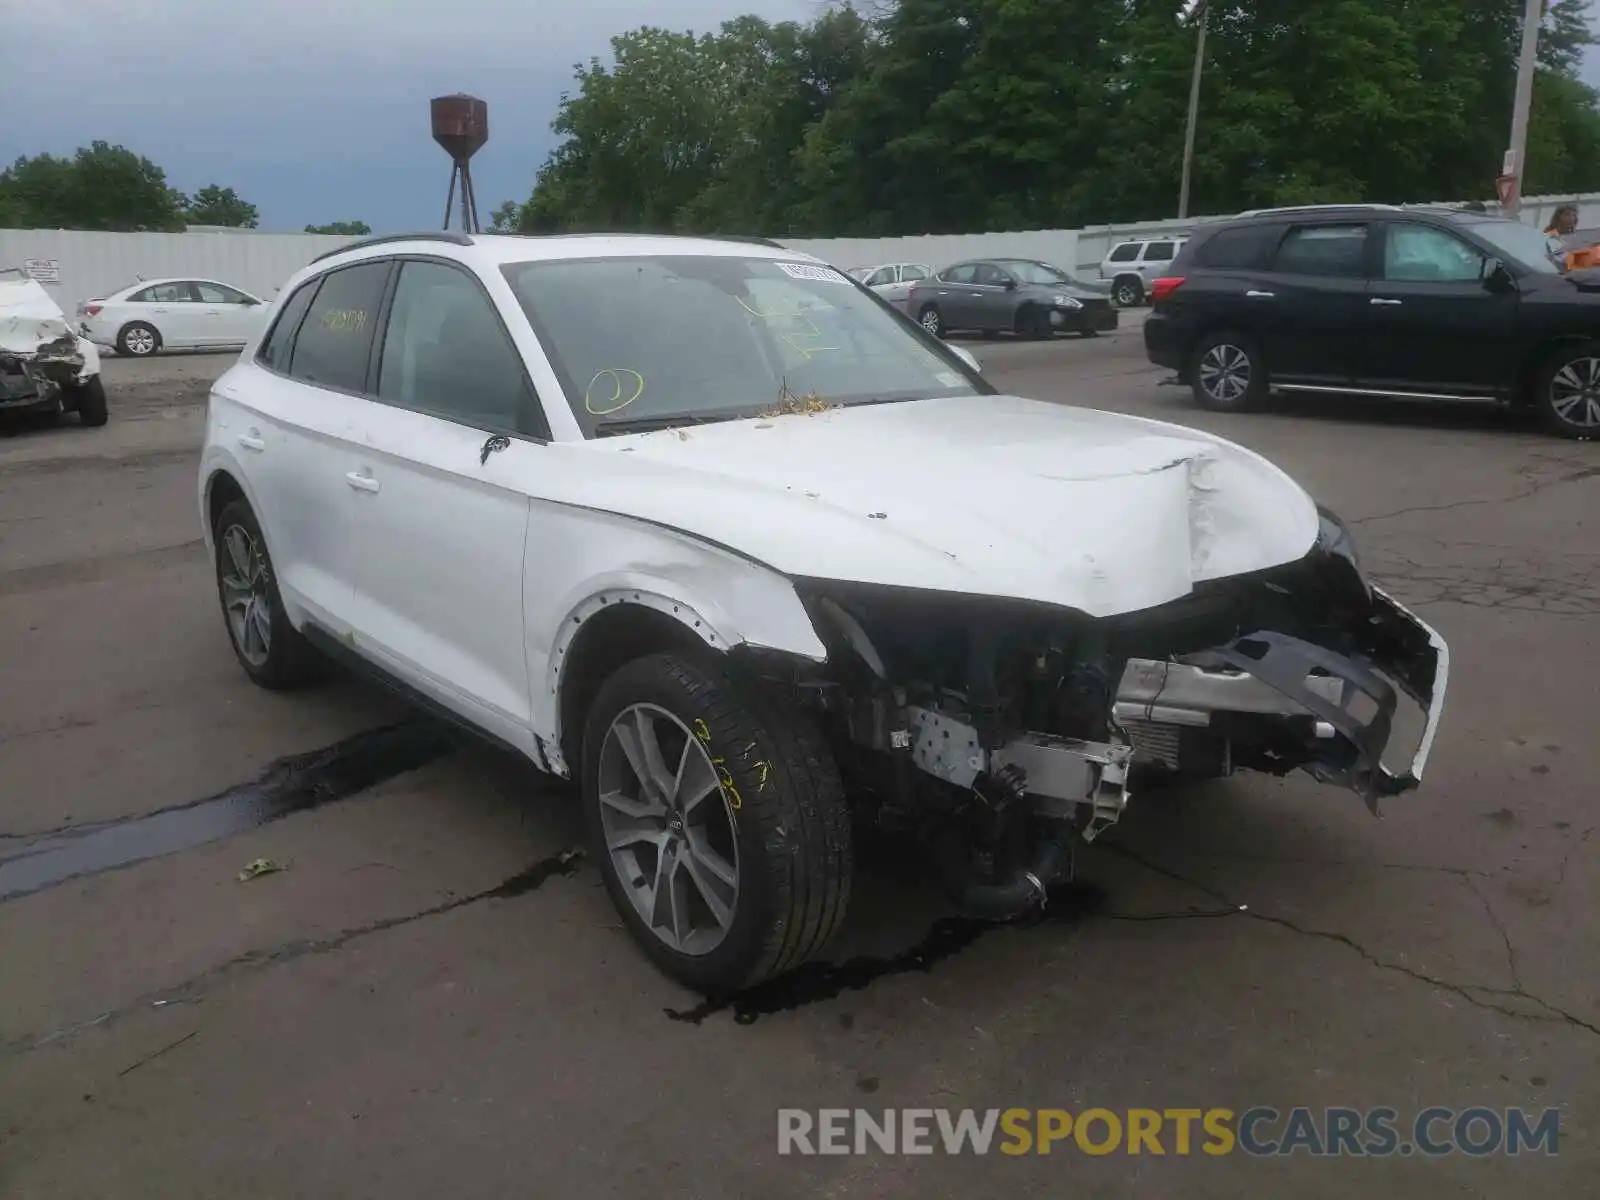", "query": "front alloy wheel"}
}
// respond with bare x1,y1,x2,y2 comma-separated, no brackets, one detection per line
583,652,853,994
